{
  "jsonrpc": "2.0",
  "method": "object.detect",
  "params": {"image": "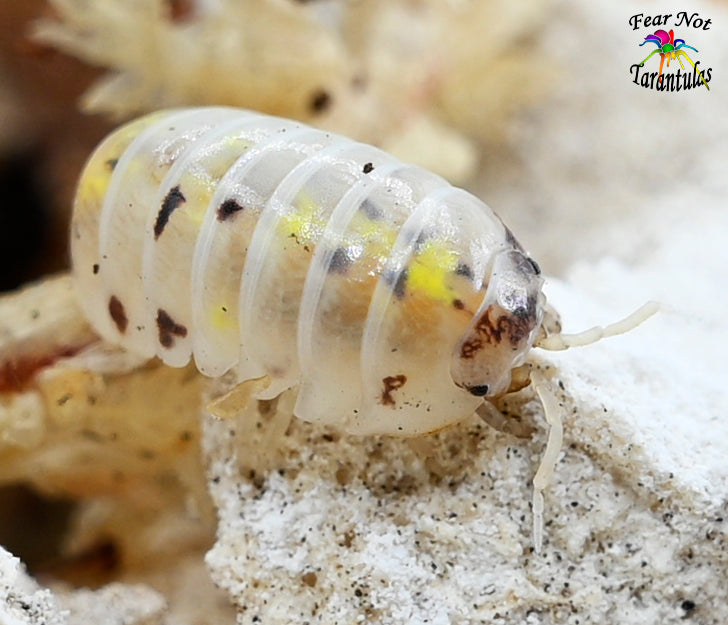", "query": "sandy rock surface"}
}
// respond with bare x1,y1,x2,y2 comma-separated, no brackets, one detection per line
0,546,166,625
